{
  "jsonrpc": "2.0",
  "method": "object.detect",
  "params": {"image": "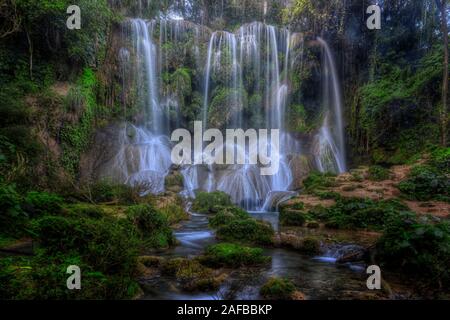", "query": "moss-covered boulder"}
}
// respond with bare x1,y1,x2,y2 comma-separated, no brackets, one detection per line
216,218,274,245
260,277,296,300
161,258,222,292
192,191,232,214
200,243,271,267
125,204,175,248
